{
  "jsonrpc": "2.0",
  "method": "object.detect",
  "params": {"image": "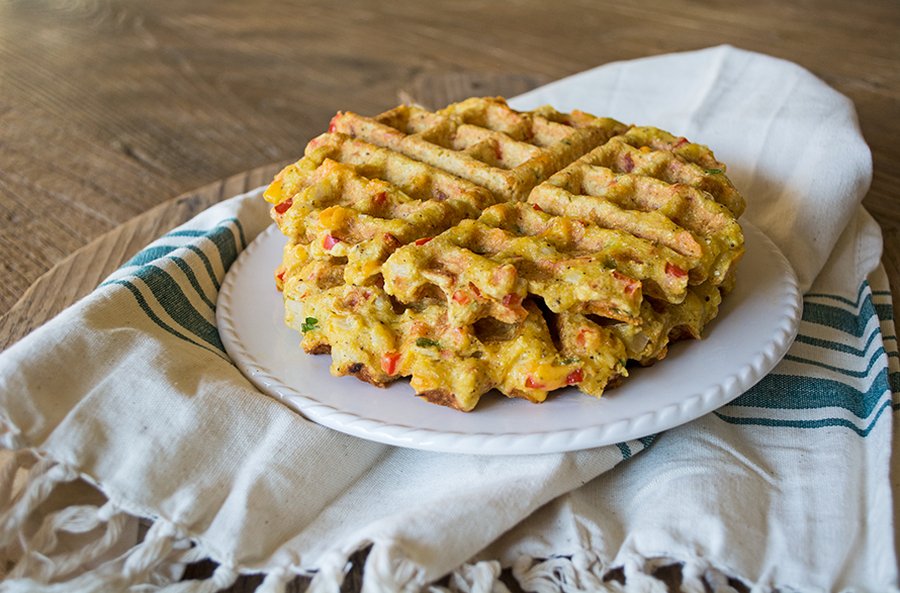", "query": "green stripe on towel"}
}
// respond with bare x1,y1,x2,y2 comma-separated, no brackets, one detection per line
107,280,220,356
198,224,239,278
131,266,224,352
104,220,250,354
183,244,222,291
715,399,892,437
783,347,886,379
805,282,868,307
123,245,178,268
793,329,883,358
728,371,890,418
802,296,876,338
717,282,897,433
170,256,217,310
